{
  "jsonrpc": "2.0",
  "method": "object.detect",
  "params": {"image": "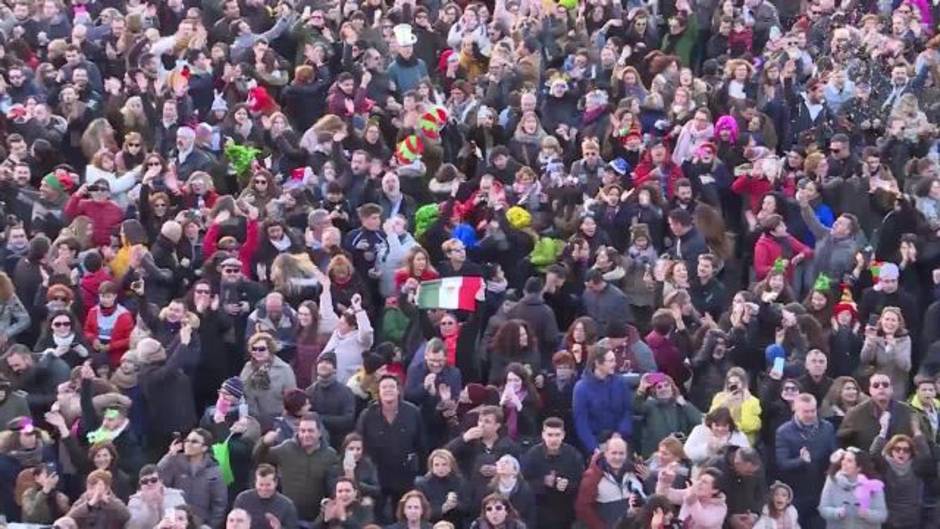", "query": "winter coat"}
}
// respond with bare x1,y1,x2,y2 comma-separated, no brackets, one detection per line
157,454,228,528
871,433,931,529
126,487,186,529
305,375,356,450
356,400,426,494
753,233,813,282
83,304,135,368
634,396,703,457
254,439,339,521
414,473,470,526
838,400,916,452
575,455,646,529
507,293,560,360
138,339,199,437
321,309,374,384
632,150,685,199
753,505,800,529
818,472,888,529
0,295,30,341
582,283,634,330
572,370,633,453
683,423,750,465
63,196,124,247
240,356,298,426
859,334,912,398
658,485,728,529
799,203,860,283
709,392,762,444
68,493,131,529
521,442,584,529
